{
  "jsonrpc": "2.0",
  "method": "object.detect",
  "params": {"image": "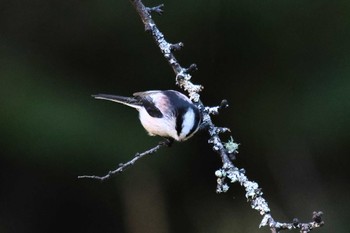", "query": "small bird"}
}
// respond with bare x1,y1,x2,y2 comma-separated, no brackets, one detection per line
92,90,202,143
